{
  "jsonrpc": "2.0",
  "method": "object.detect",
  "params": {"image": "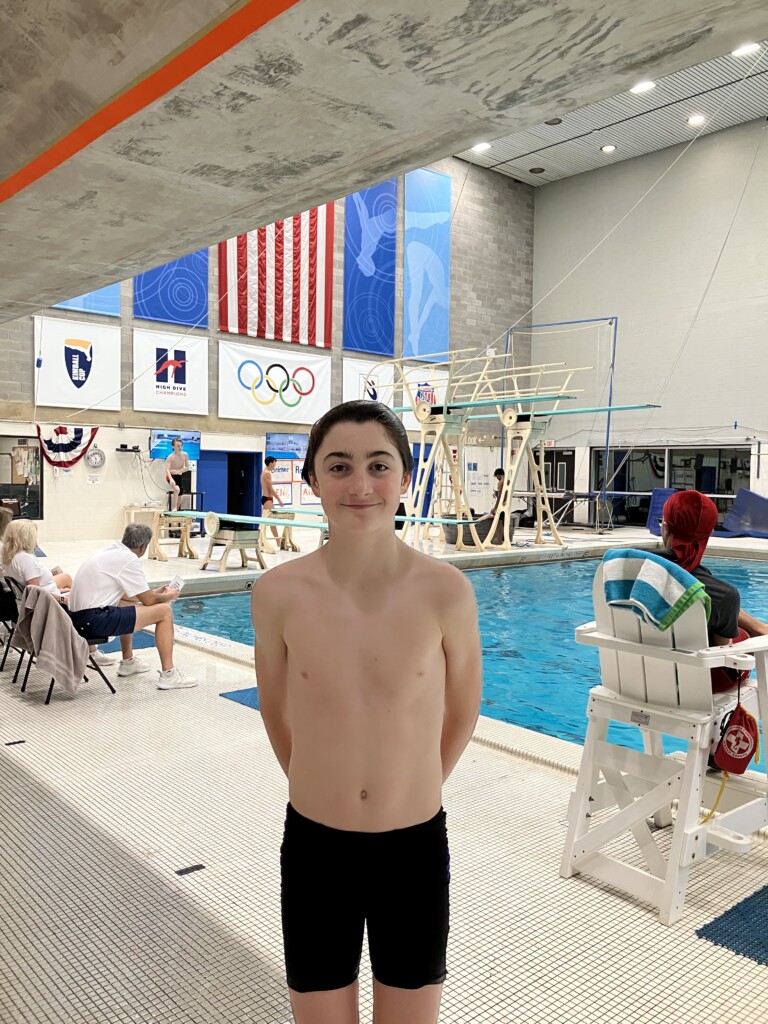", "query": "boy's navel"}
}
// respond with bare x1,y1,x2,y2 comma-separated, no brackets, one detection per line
360,790,367,800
